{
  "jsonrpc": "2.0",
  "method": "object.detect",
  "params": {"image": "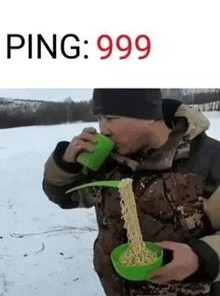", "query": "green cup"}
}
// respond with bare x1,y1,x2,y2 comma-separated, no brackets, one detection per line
77,133,115,171
111,242,163,281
